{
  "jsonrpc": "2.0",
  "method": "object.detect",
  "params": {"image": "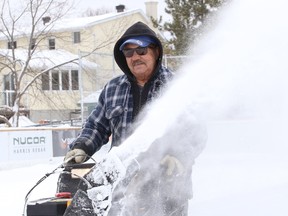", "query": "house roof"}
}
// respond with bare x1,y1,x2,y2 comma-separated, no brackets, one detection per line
52,9,149,32
0,9,149,39
0,7,165,43
0,49,97,70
